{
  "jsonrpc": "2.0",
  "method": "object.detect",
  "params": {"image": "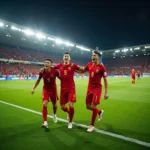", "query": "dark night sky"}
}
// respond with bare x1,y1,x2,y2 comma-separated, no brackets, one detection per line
0,0,150,50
